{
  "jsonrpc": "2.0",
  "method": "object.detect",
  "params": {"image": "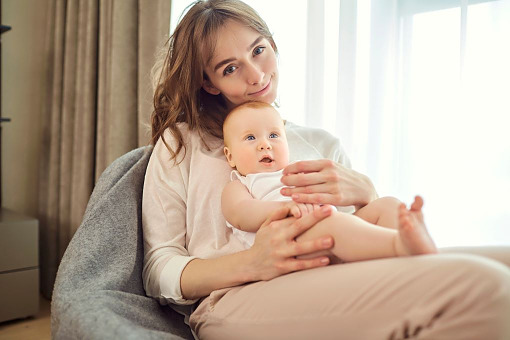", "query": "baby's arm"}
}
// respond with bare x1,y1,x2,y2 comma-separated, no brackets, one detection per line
222,180,295,232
